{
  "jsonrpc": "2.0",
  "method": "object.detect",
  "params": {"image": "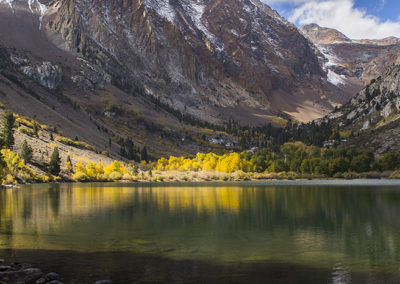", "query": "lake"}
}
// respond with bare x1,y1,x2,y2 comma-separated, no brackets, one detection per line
1,180,400,283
